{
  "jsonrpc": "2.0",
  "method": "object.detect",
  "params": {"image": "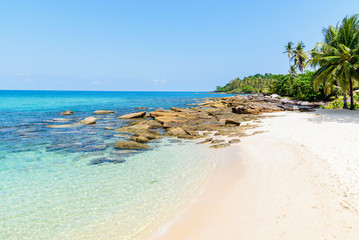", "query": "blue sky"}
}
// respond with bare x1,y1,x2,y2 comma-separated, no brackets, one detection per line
0,0,358,91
